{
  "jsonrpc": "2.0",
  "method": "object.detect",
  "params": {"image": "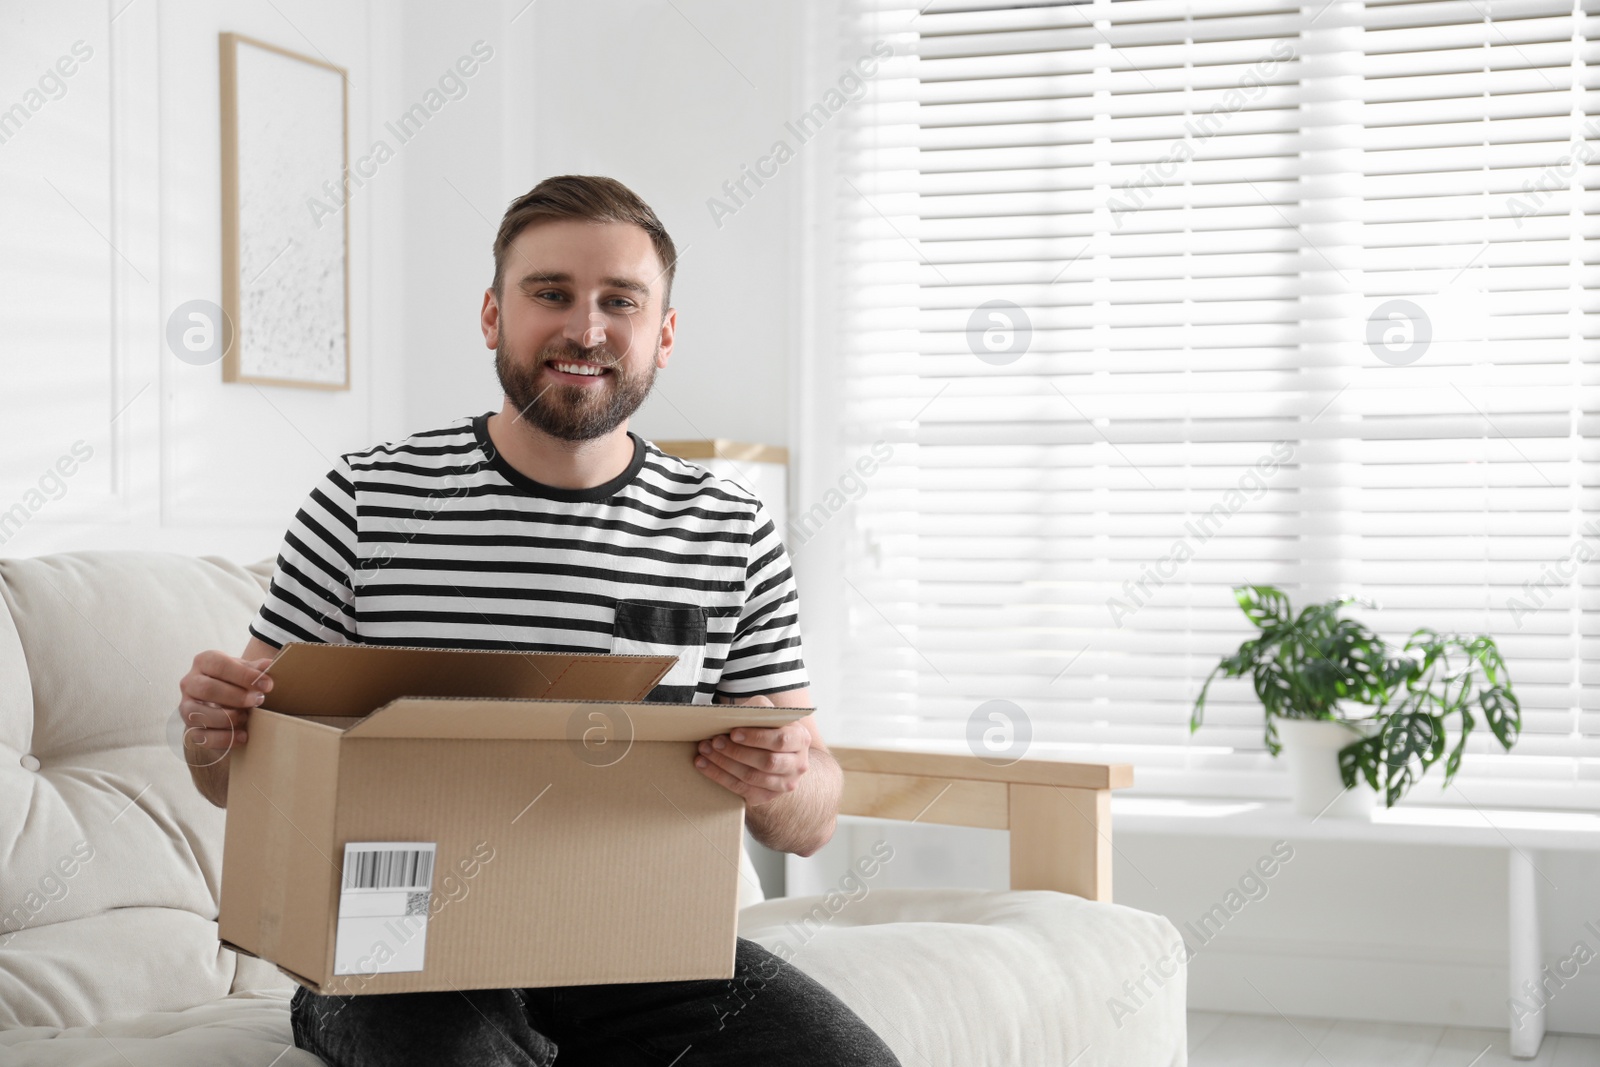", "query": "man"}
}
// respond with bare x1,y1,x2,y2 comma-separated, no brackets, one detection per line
177,175,900,1067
